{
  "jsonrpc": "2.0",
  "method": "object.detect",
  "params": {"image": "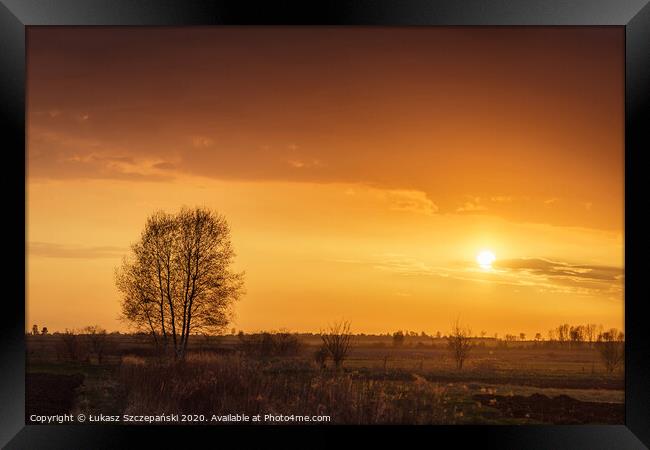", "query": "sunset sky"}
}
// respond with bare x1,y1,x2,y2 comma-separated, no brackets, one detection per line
27,27,624,336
